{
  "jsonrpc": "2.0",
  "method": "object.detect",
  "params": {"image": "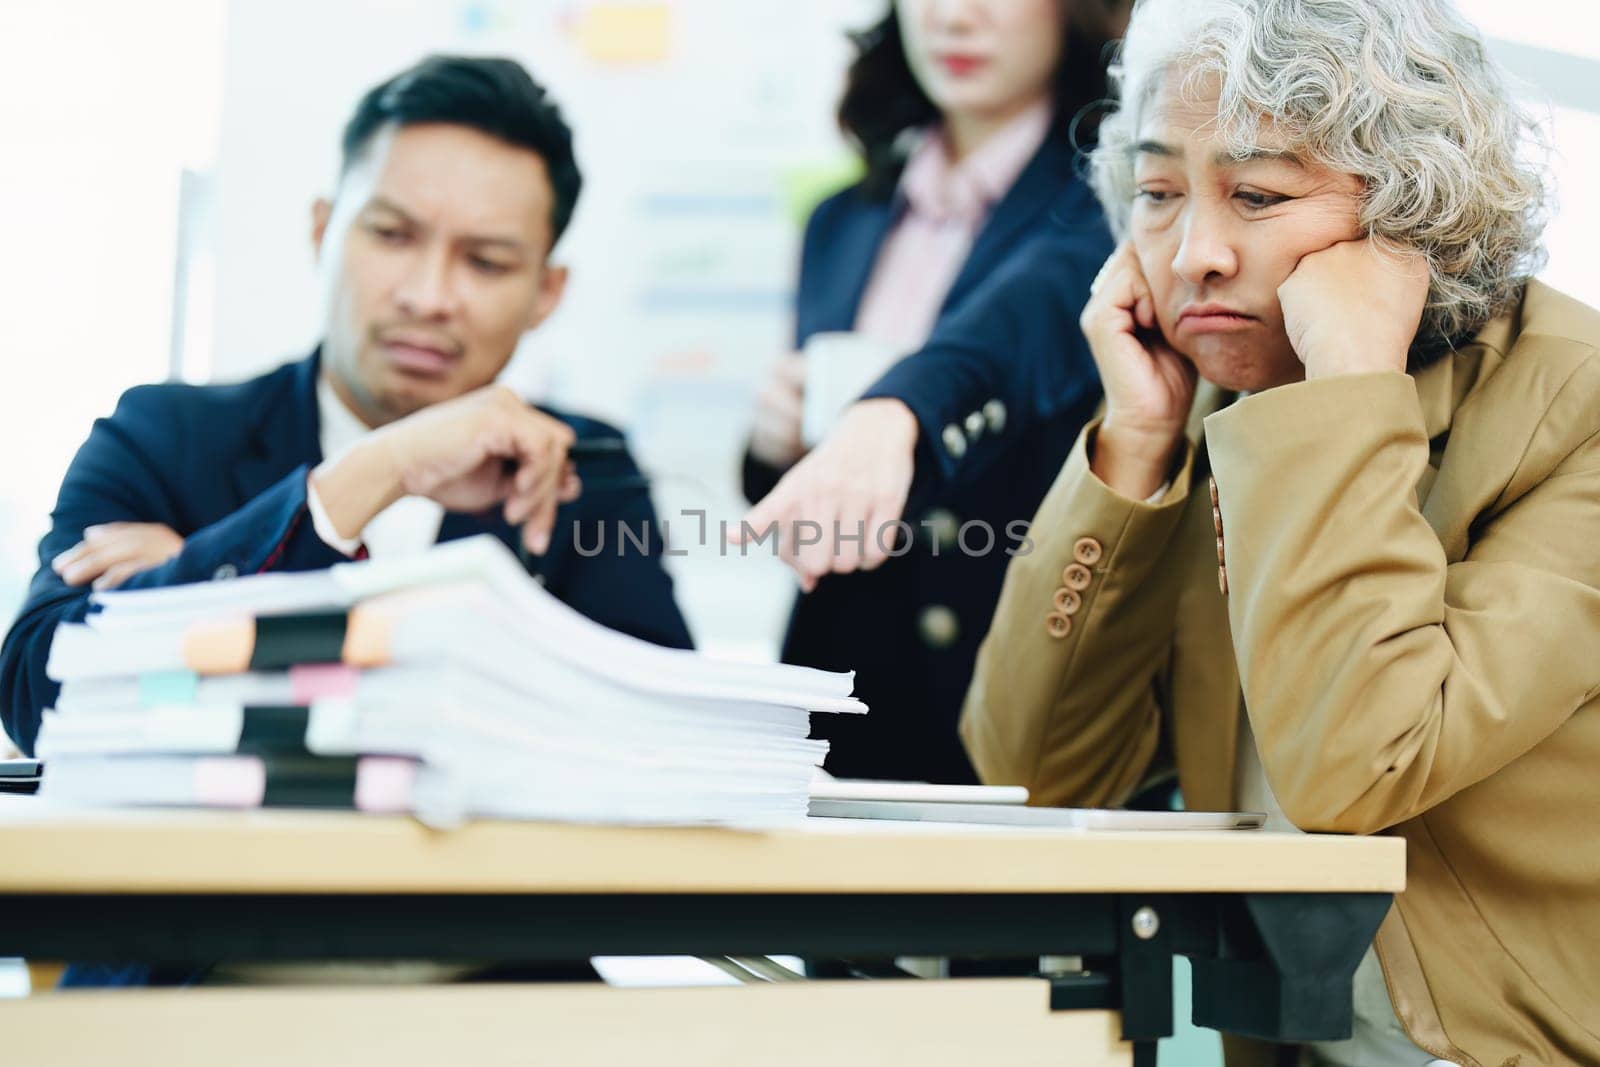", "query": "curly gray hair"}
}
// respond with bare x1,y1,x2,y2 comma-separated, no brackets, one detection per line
1090,0,1550,345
